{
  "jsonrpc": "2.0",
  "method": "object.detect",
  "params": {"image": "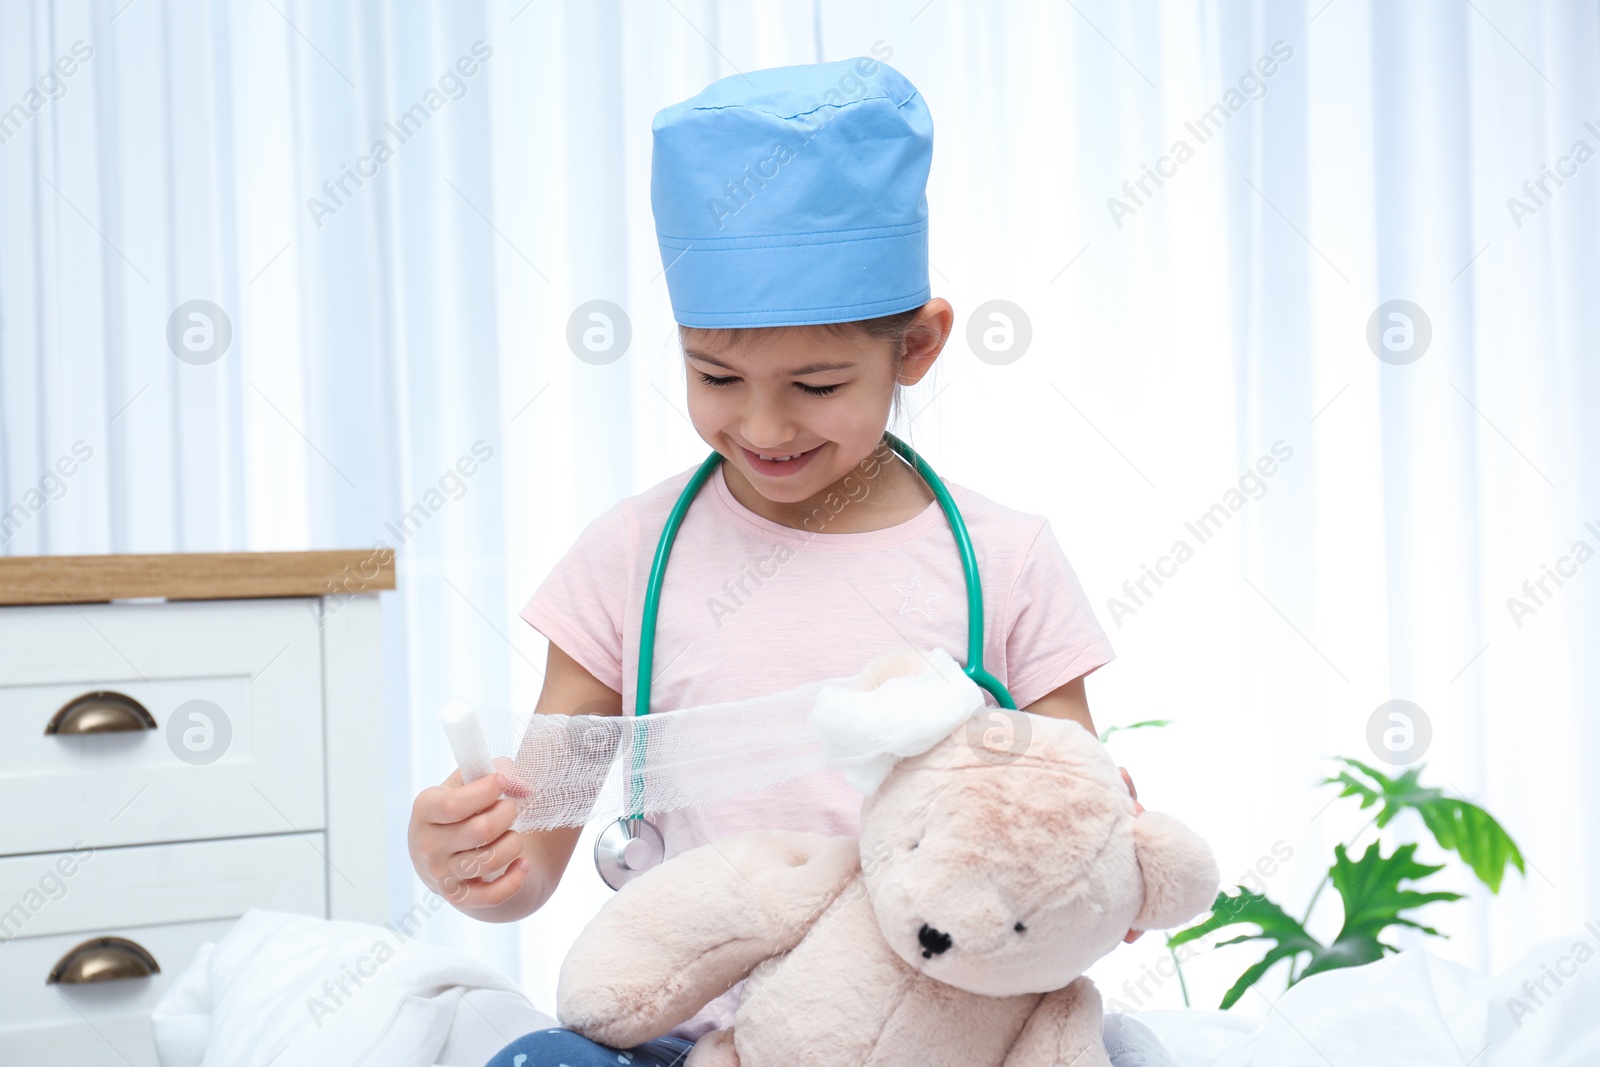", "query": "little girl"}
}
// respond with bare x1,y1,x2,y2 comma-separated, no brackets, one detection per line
409,56,1169,1067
